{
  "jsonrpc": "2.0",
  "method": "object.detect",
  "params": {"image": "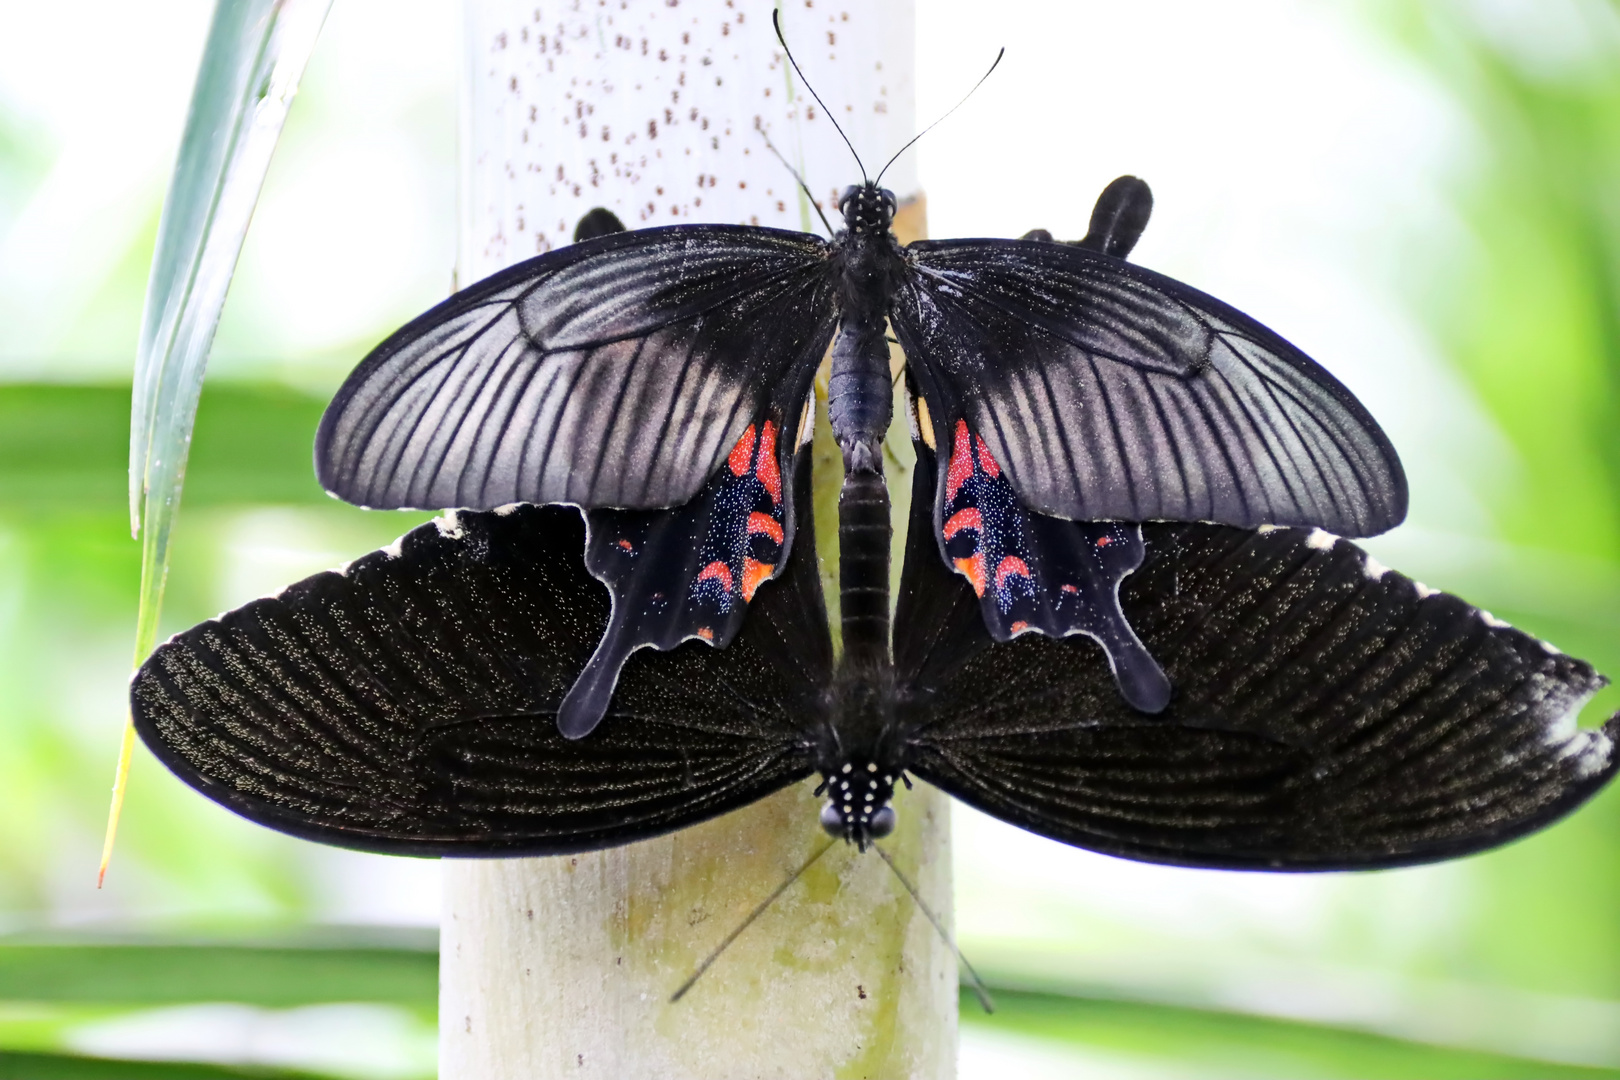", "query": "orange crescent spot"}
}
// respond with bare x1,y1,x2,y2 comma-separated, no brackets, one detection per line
994,555,1031,591
747,511,785,543
616,538,633,551
953,552,987,597
1061,583,1079,594
696,627,715,642
1095,535,1113,547
974,434,1001,478
942,507,982,540
755,420,782,505
696,560,734,592
1010,620,1030,633
741,558,775,601
727,424,758,477
945,420,975,501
